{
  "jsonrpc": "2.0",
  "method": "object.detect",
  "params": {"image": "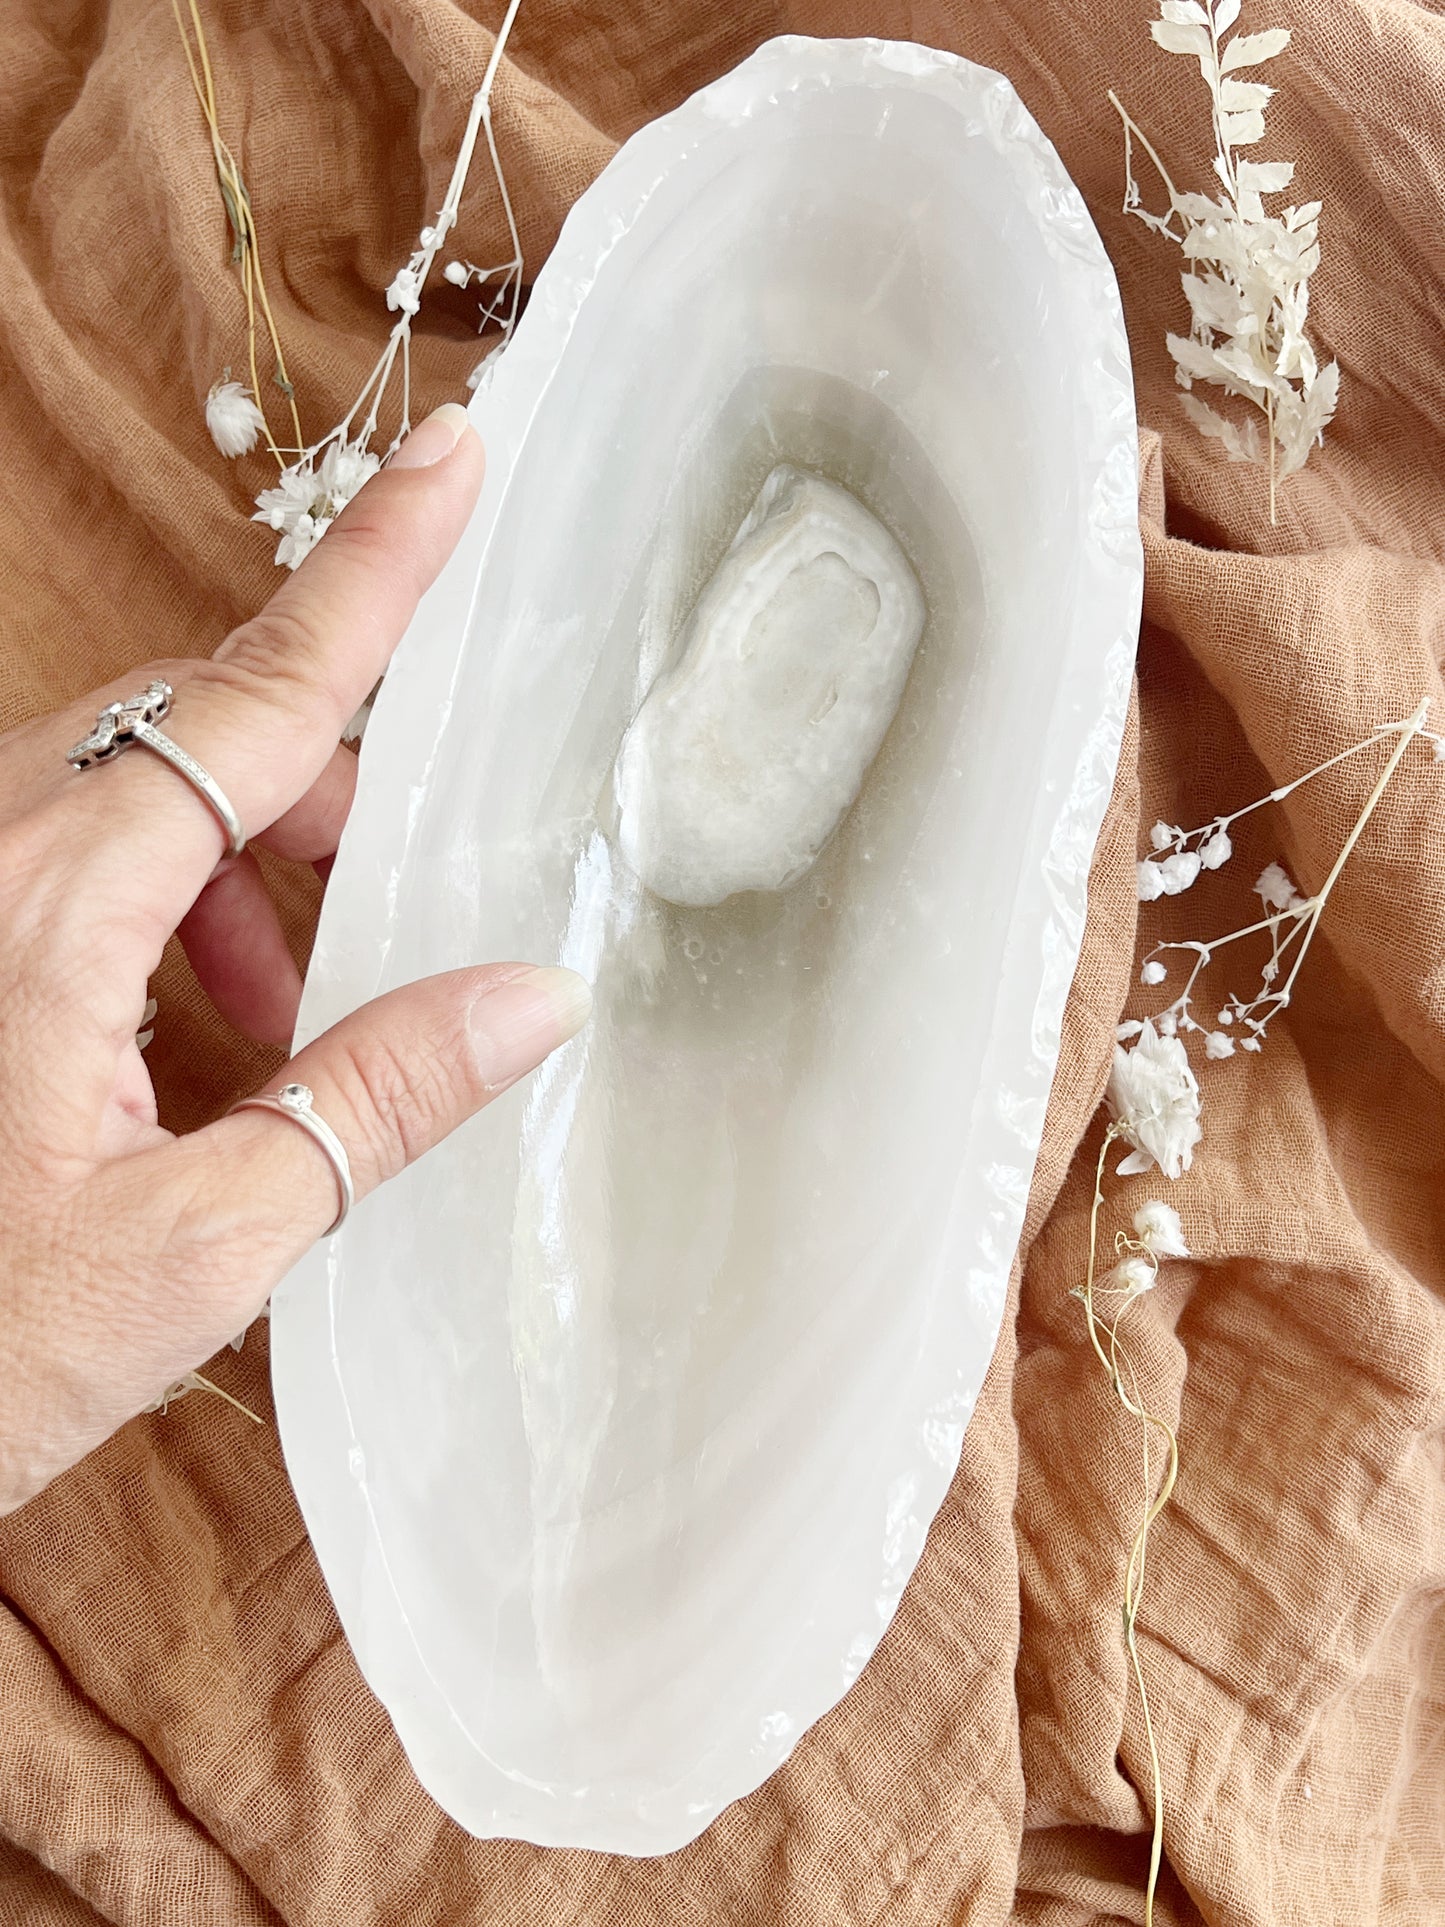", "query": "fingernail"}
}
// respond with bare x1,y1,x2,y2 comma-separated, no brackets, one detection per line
468,966,594,1090
389,401,472,471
